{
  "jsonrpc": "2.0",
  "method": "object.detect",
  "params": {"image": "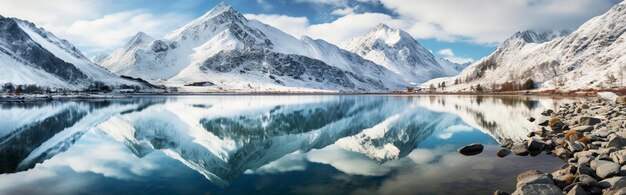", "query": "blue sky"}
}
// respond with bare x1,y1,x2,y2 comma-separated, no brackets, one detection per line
0,0,621,63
